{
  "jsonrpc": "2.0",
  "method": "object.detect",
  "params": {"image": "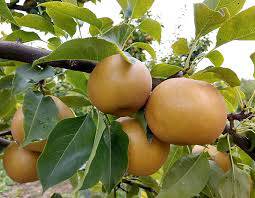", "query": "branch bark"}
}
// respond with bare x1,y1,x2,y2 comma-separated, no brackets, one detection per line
0,137,11,146
7,3,30,12
0,41,96,73
0,130,11,136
